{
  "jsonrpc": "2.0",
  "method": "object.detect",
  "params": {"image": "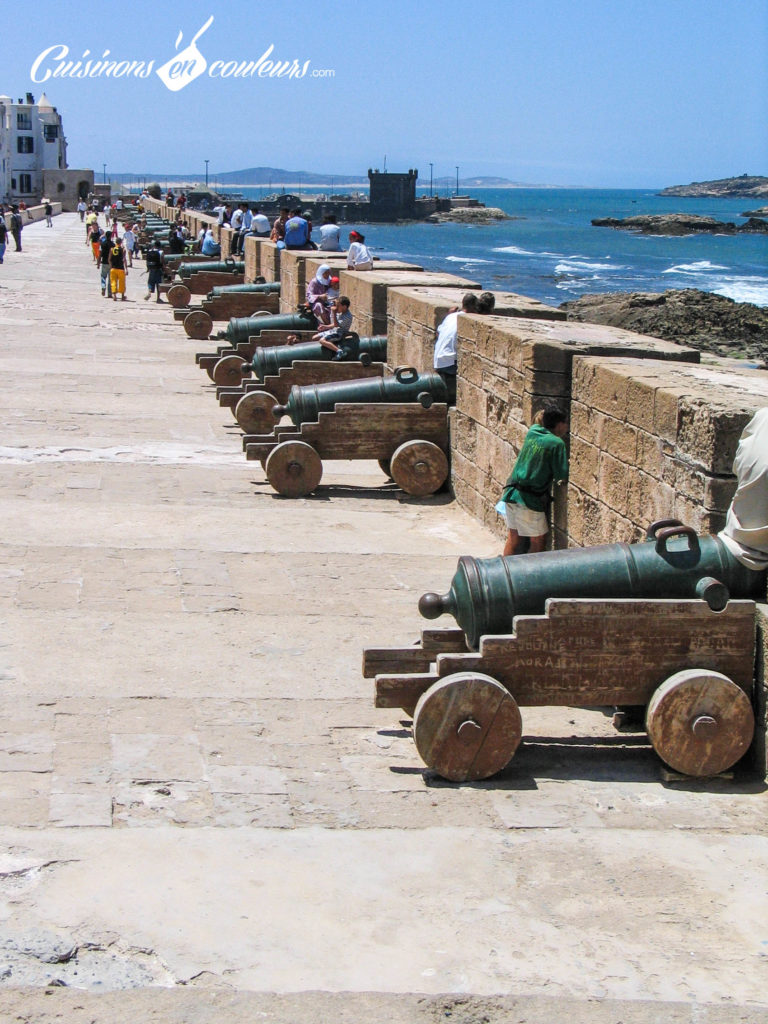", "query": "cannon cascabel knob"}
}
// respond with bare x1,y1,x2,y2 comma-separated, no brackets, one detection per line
419,591,452,619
